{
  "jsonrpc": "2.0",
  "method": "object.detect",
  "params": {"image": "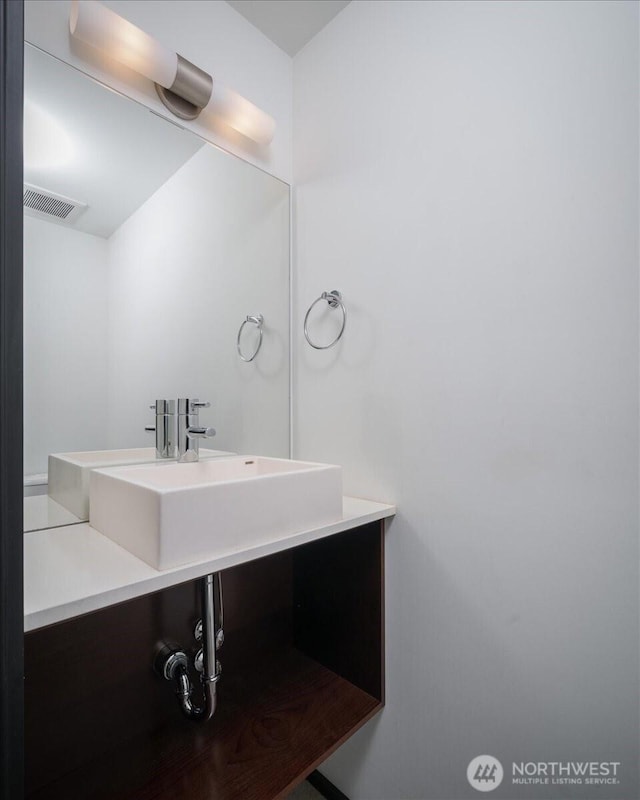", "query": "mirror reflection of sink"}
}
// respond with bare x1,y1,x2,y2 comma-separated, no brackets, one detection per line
48,447,235,520
89,456,342,570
